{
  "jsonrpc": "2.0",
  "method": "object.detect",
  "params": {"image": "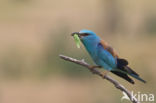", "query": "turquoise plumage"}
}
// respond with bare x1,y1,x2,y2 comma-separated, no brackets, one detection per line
72,29,146,84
